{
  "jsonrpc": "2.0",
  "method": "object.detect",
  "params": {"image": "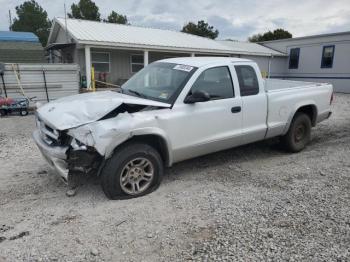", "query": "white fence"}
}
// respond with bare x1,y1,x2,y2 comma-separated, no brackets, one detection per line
0,63,80,104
